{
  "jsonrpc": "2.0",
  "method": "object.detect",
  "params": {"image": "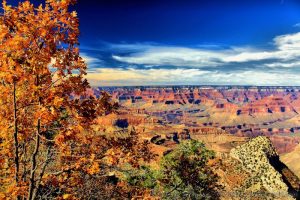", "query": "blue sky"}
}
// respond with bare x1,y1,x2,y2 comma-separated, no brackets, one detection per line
7,0,300,86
